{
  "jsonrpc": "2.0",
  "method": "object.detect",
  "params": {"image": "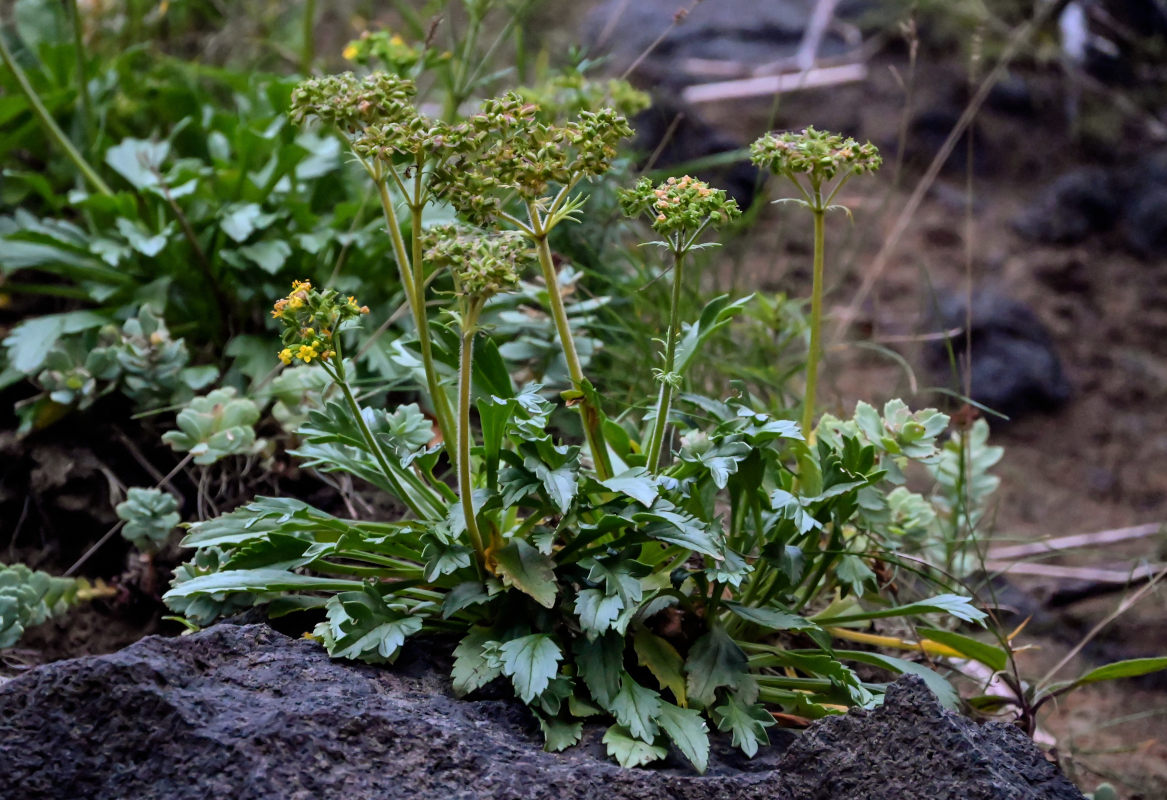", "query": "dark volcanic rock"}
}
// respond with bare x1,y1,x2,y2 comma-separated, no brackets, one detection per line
1014,167,1120,244
927,291,1072,420
778,677,1085,800
0,624,1084,800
